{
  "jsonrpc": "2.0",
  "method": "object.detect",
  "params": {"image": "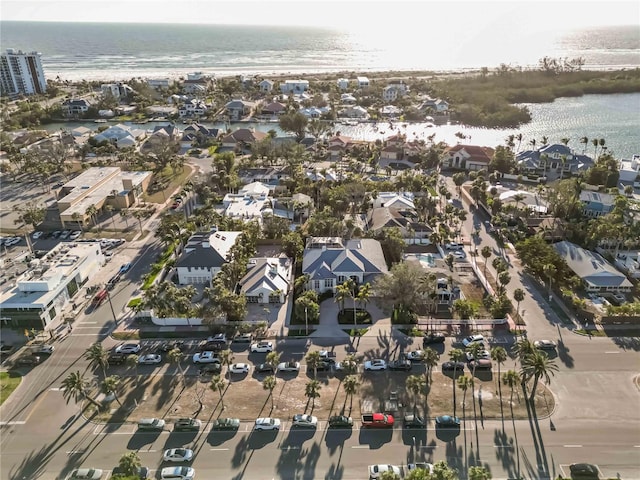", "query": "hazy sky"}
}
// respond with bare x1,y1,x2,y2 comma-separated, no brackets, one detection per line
2,0,639,30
